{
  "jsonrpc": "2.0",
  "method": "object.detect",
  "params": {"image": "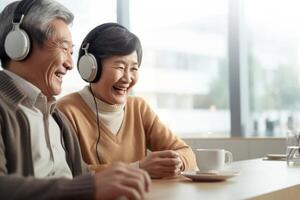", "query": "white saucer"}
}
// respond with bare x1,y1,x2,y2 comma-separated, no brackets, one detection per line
181,170,239,182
